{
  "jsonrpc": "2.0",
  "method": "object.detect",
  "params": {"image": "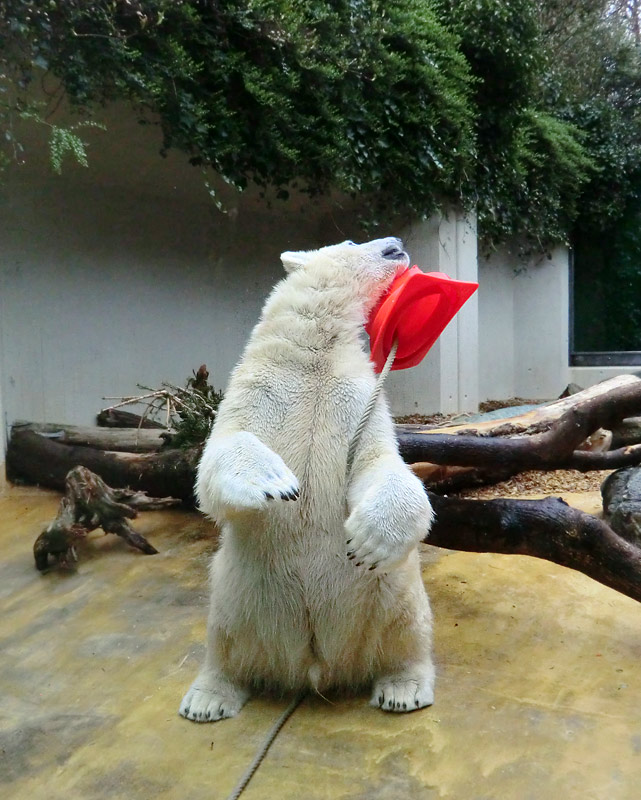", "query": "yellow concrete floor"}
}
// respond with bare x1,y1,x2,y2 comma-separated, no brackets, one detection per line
1,485,641,800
